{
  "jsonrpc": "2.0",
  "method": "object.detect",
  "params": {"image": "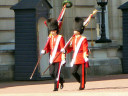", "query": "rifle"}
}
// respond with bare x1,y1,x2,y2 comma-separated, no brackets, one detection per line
30,37,50,80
